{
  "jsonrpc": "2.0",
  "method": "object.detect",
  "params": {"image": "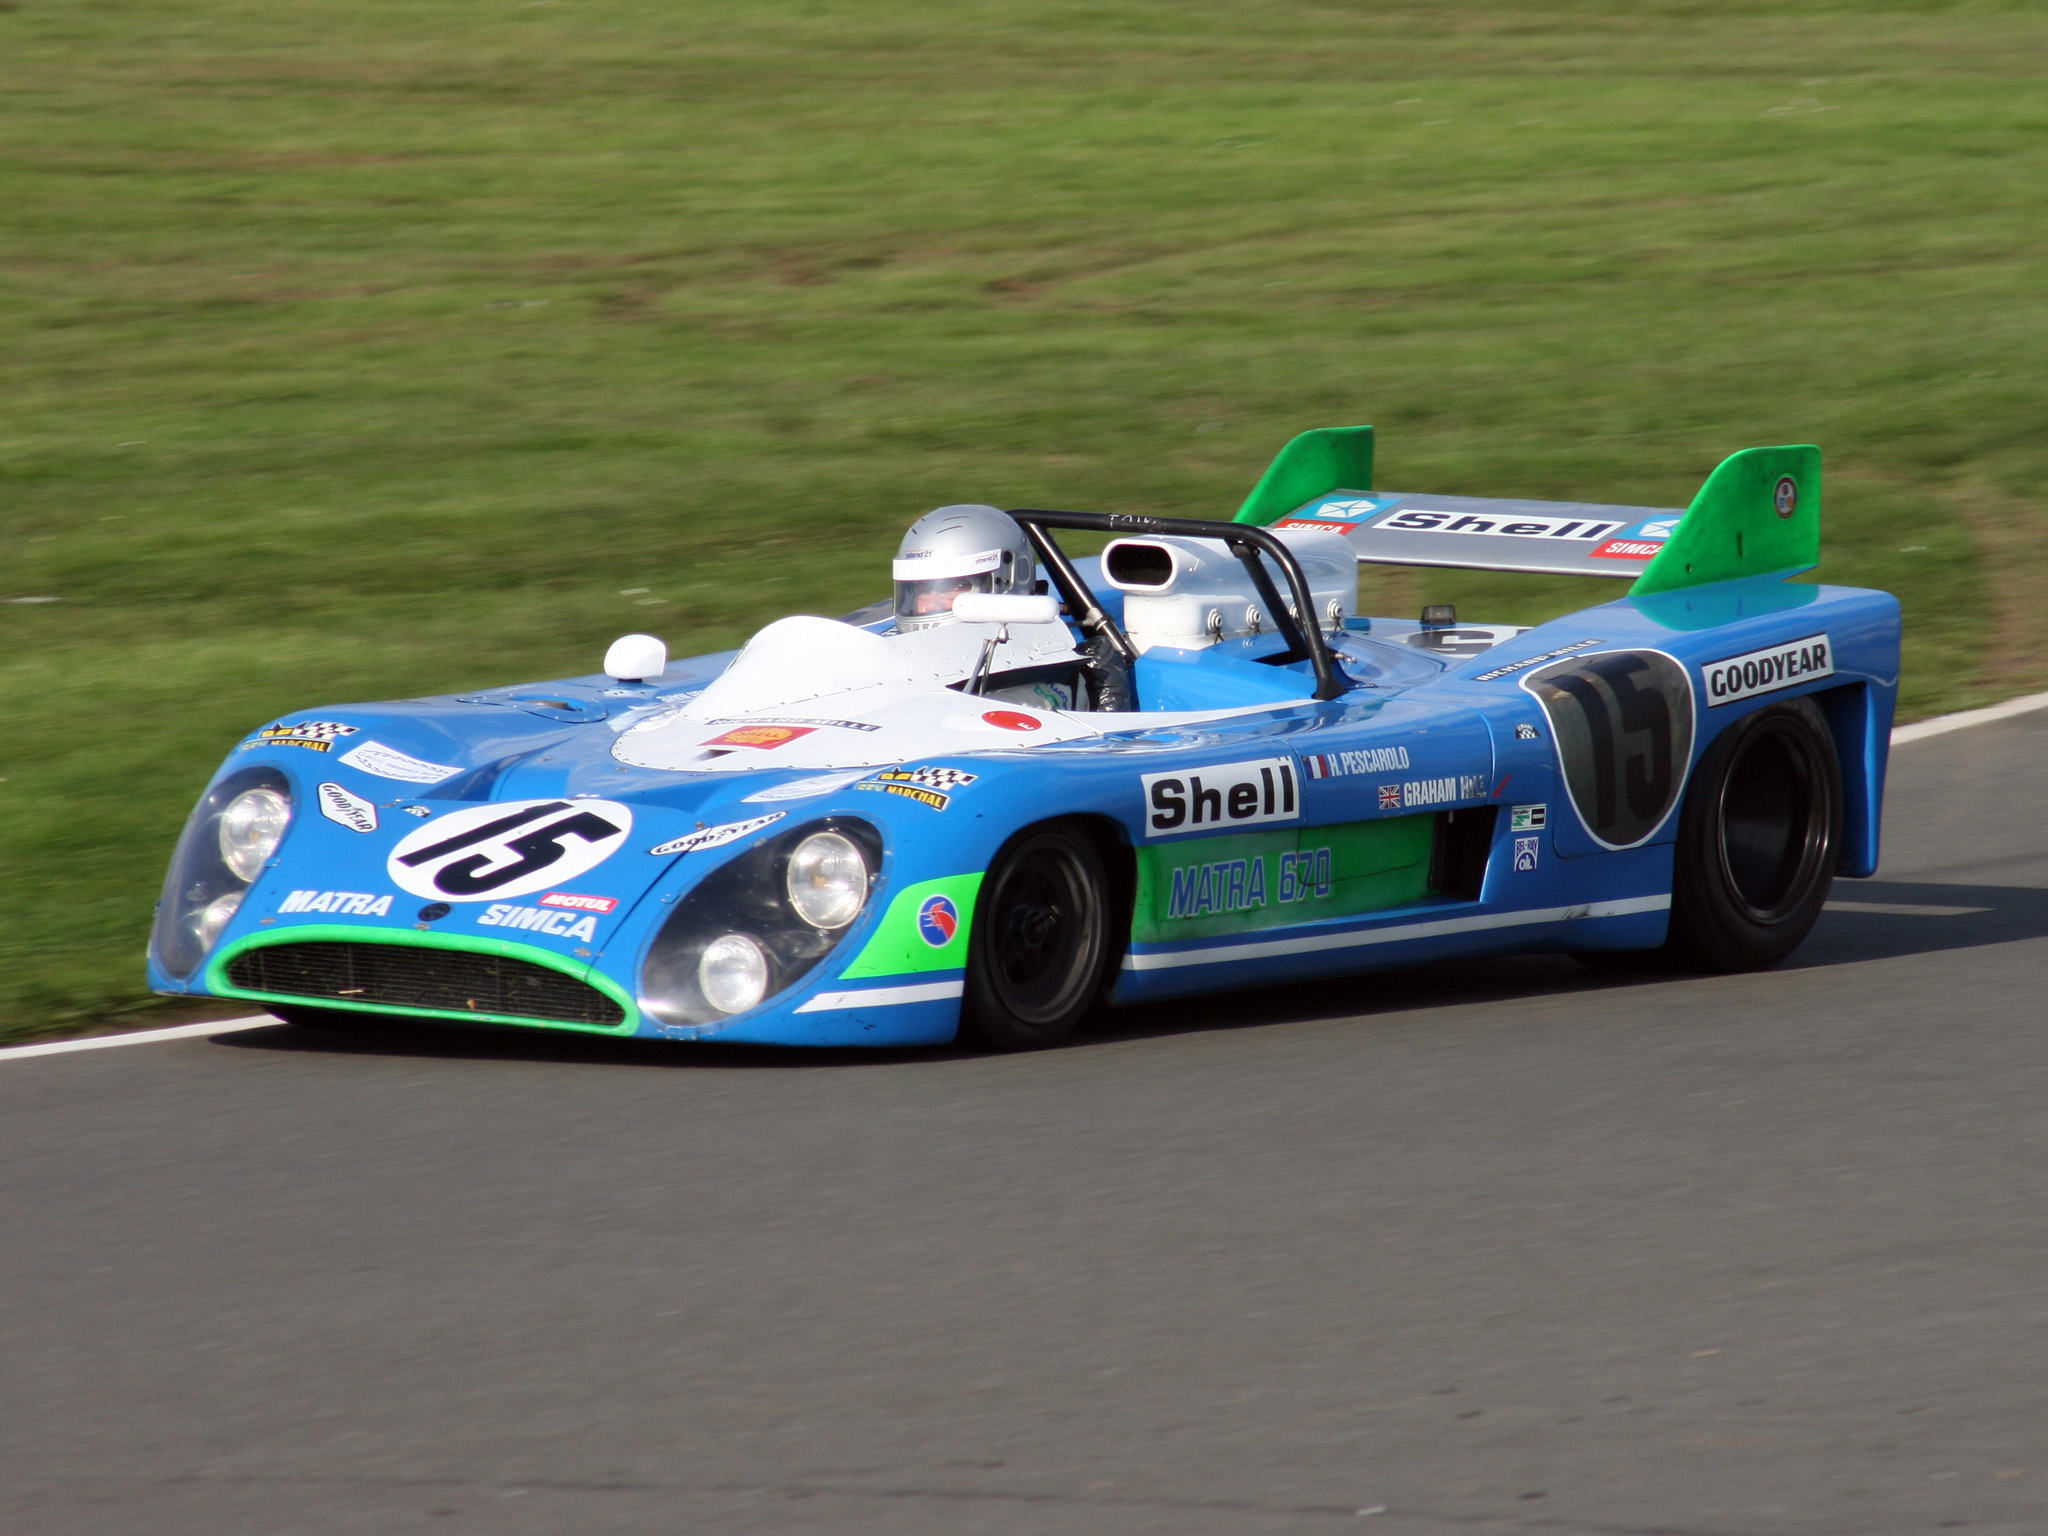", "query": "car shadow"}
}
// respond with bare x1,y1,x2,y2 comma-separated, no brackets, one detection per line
213,879,2048,1067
